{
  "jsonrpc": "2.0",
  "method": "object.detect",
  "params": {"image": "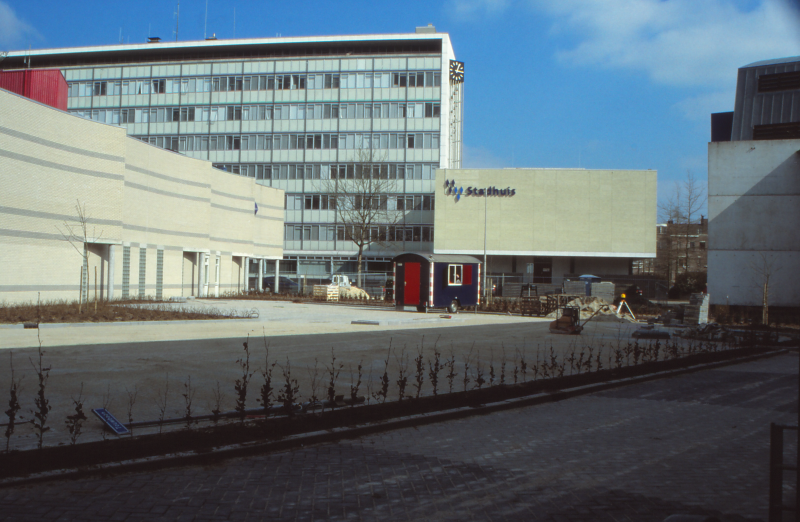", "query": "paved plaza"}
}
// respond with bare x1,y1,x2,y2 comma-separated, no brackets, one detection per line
1,300,655,449
1,352,796,521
